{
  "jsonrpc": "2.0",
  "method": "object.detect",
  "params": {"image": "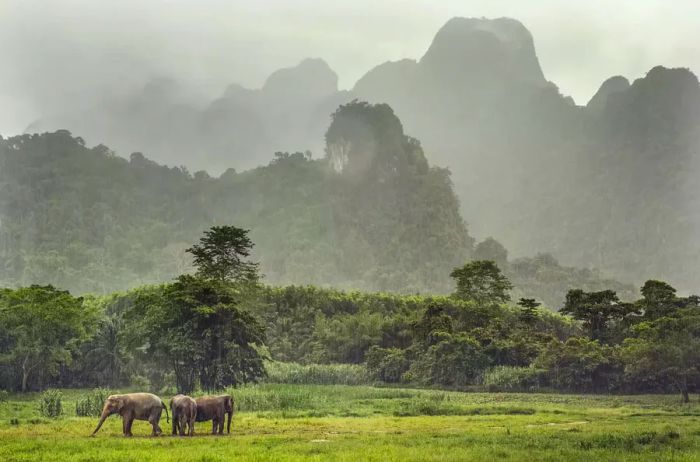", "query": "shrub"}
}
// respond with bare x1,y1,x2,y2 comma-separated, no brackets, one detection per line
482,366,545,392
75,388,110,417
0,390,8,403
534,337,619,392
404,333,488,387
264,362,371,386
366,347,410,383
38,389,63,418
10,418,19,425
